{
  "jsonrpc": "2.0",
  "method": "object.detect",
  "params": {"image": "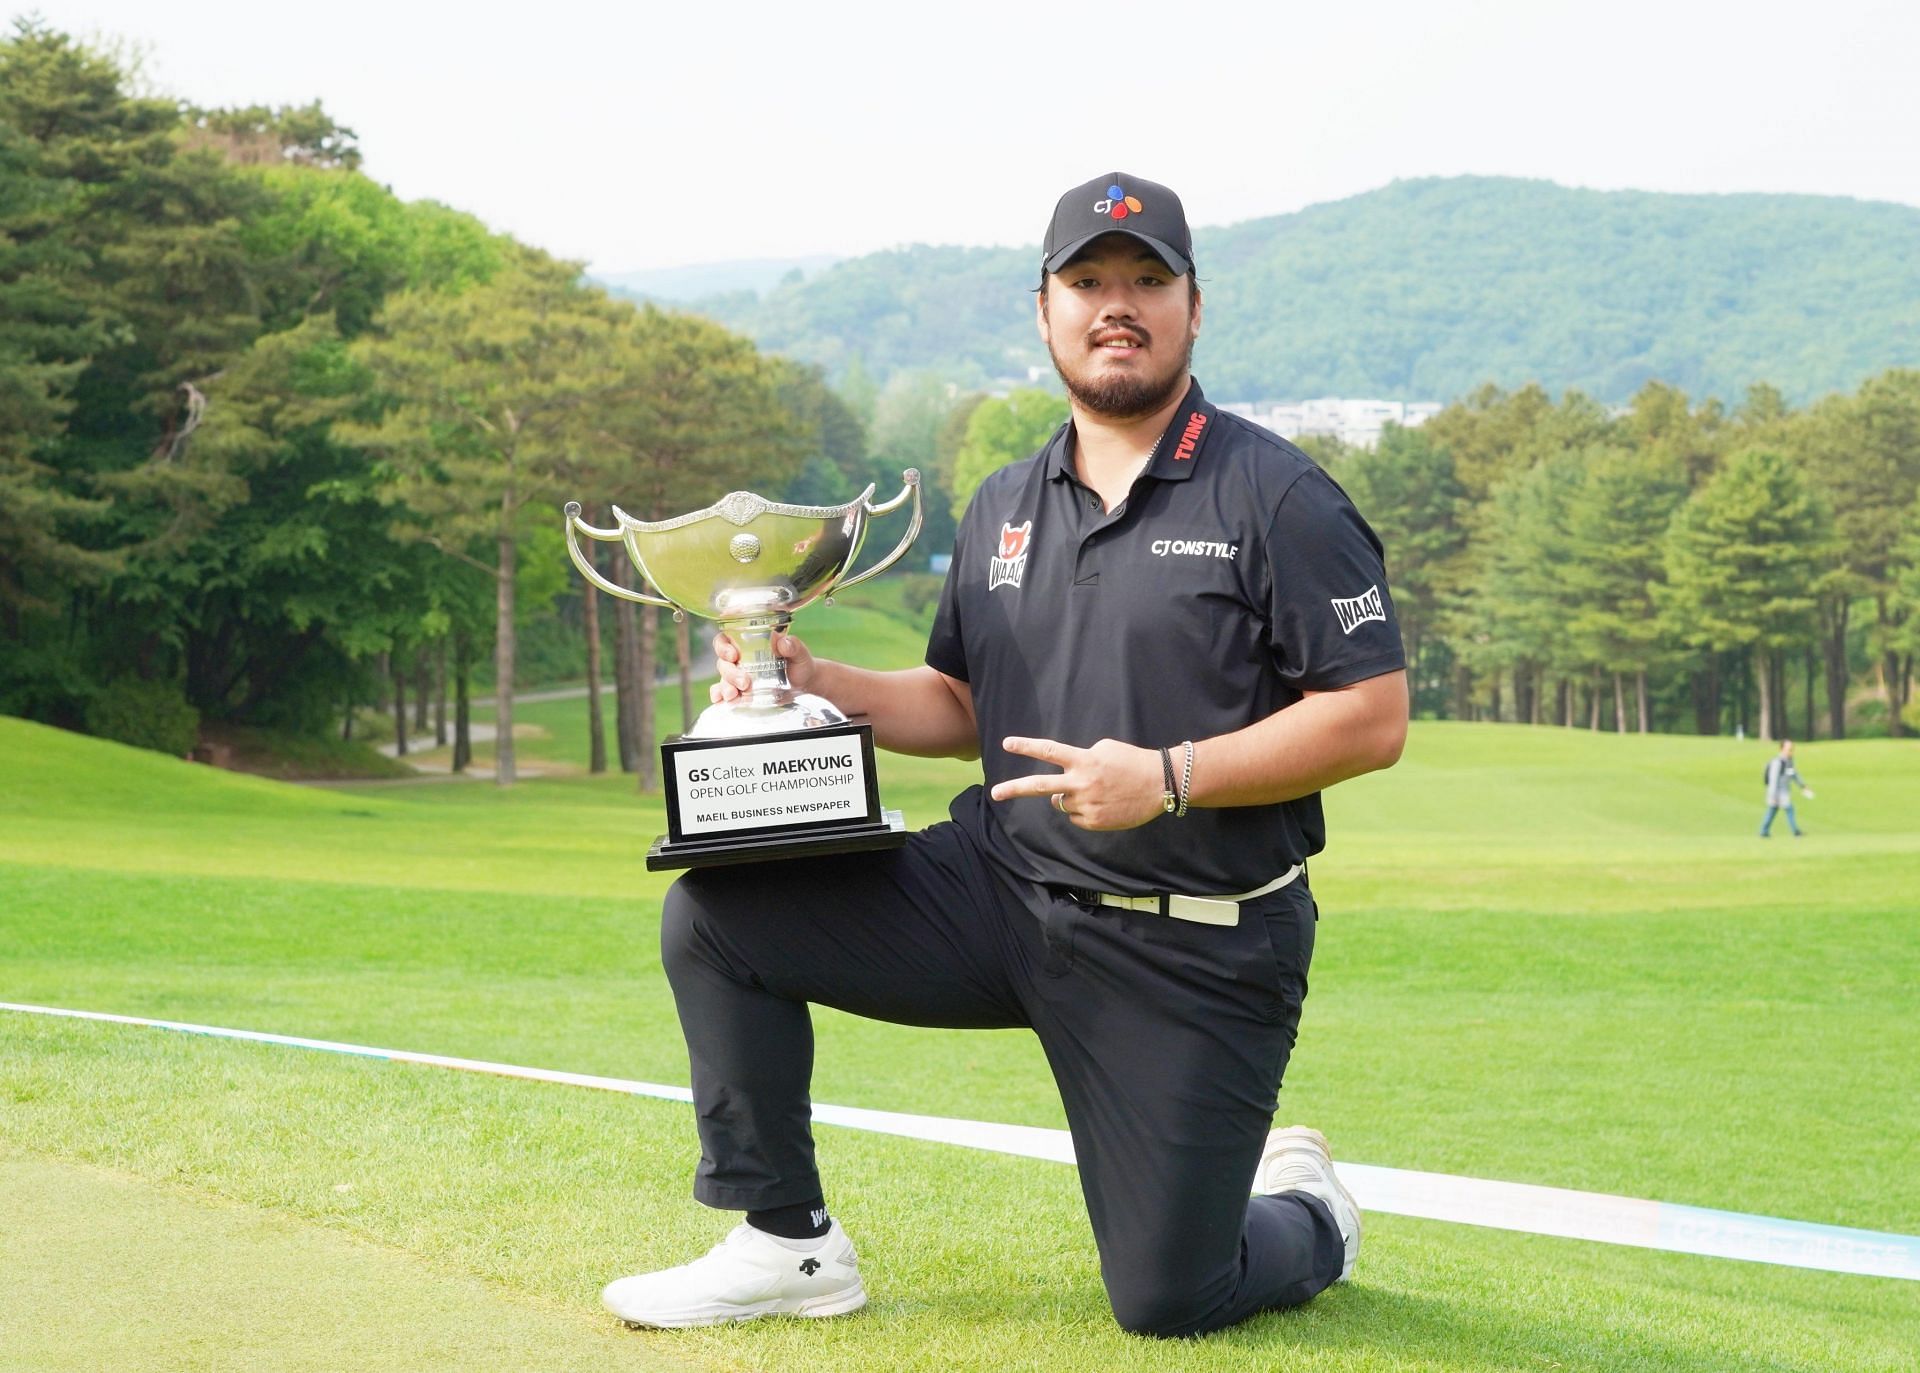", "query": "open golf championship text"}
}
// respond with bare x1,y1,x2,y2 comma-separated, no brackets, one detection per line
673,734,871,836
